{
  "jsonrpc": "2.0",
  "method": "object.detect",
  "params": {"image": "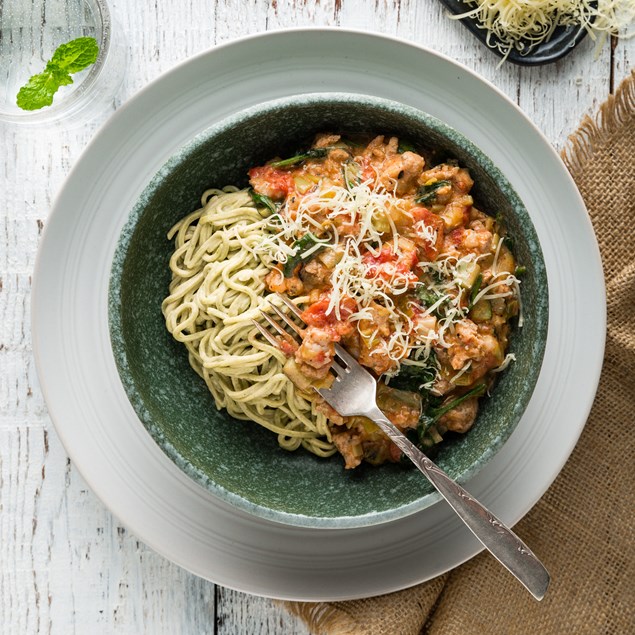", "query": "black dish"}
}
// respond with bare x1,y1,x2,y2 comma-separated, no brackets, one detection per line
438,0,589,66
